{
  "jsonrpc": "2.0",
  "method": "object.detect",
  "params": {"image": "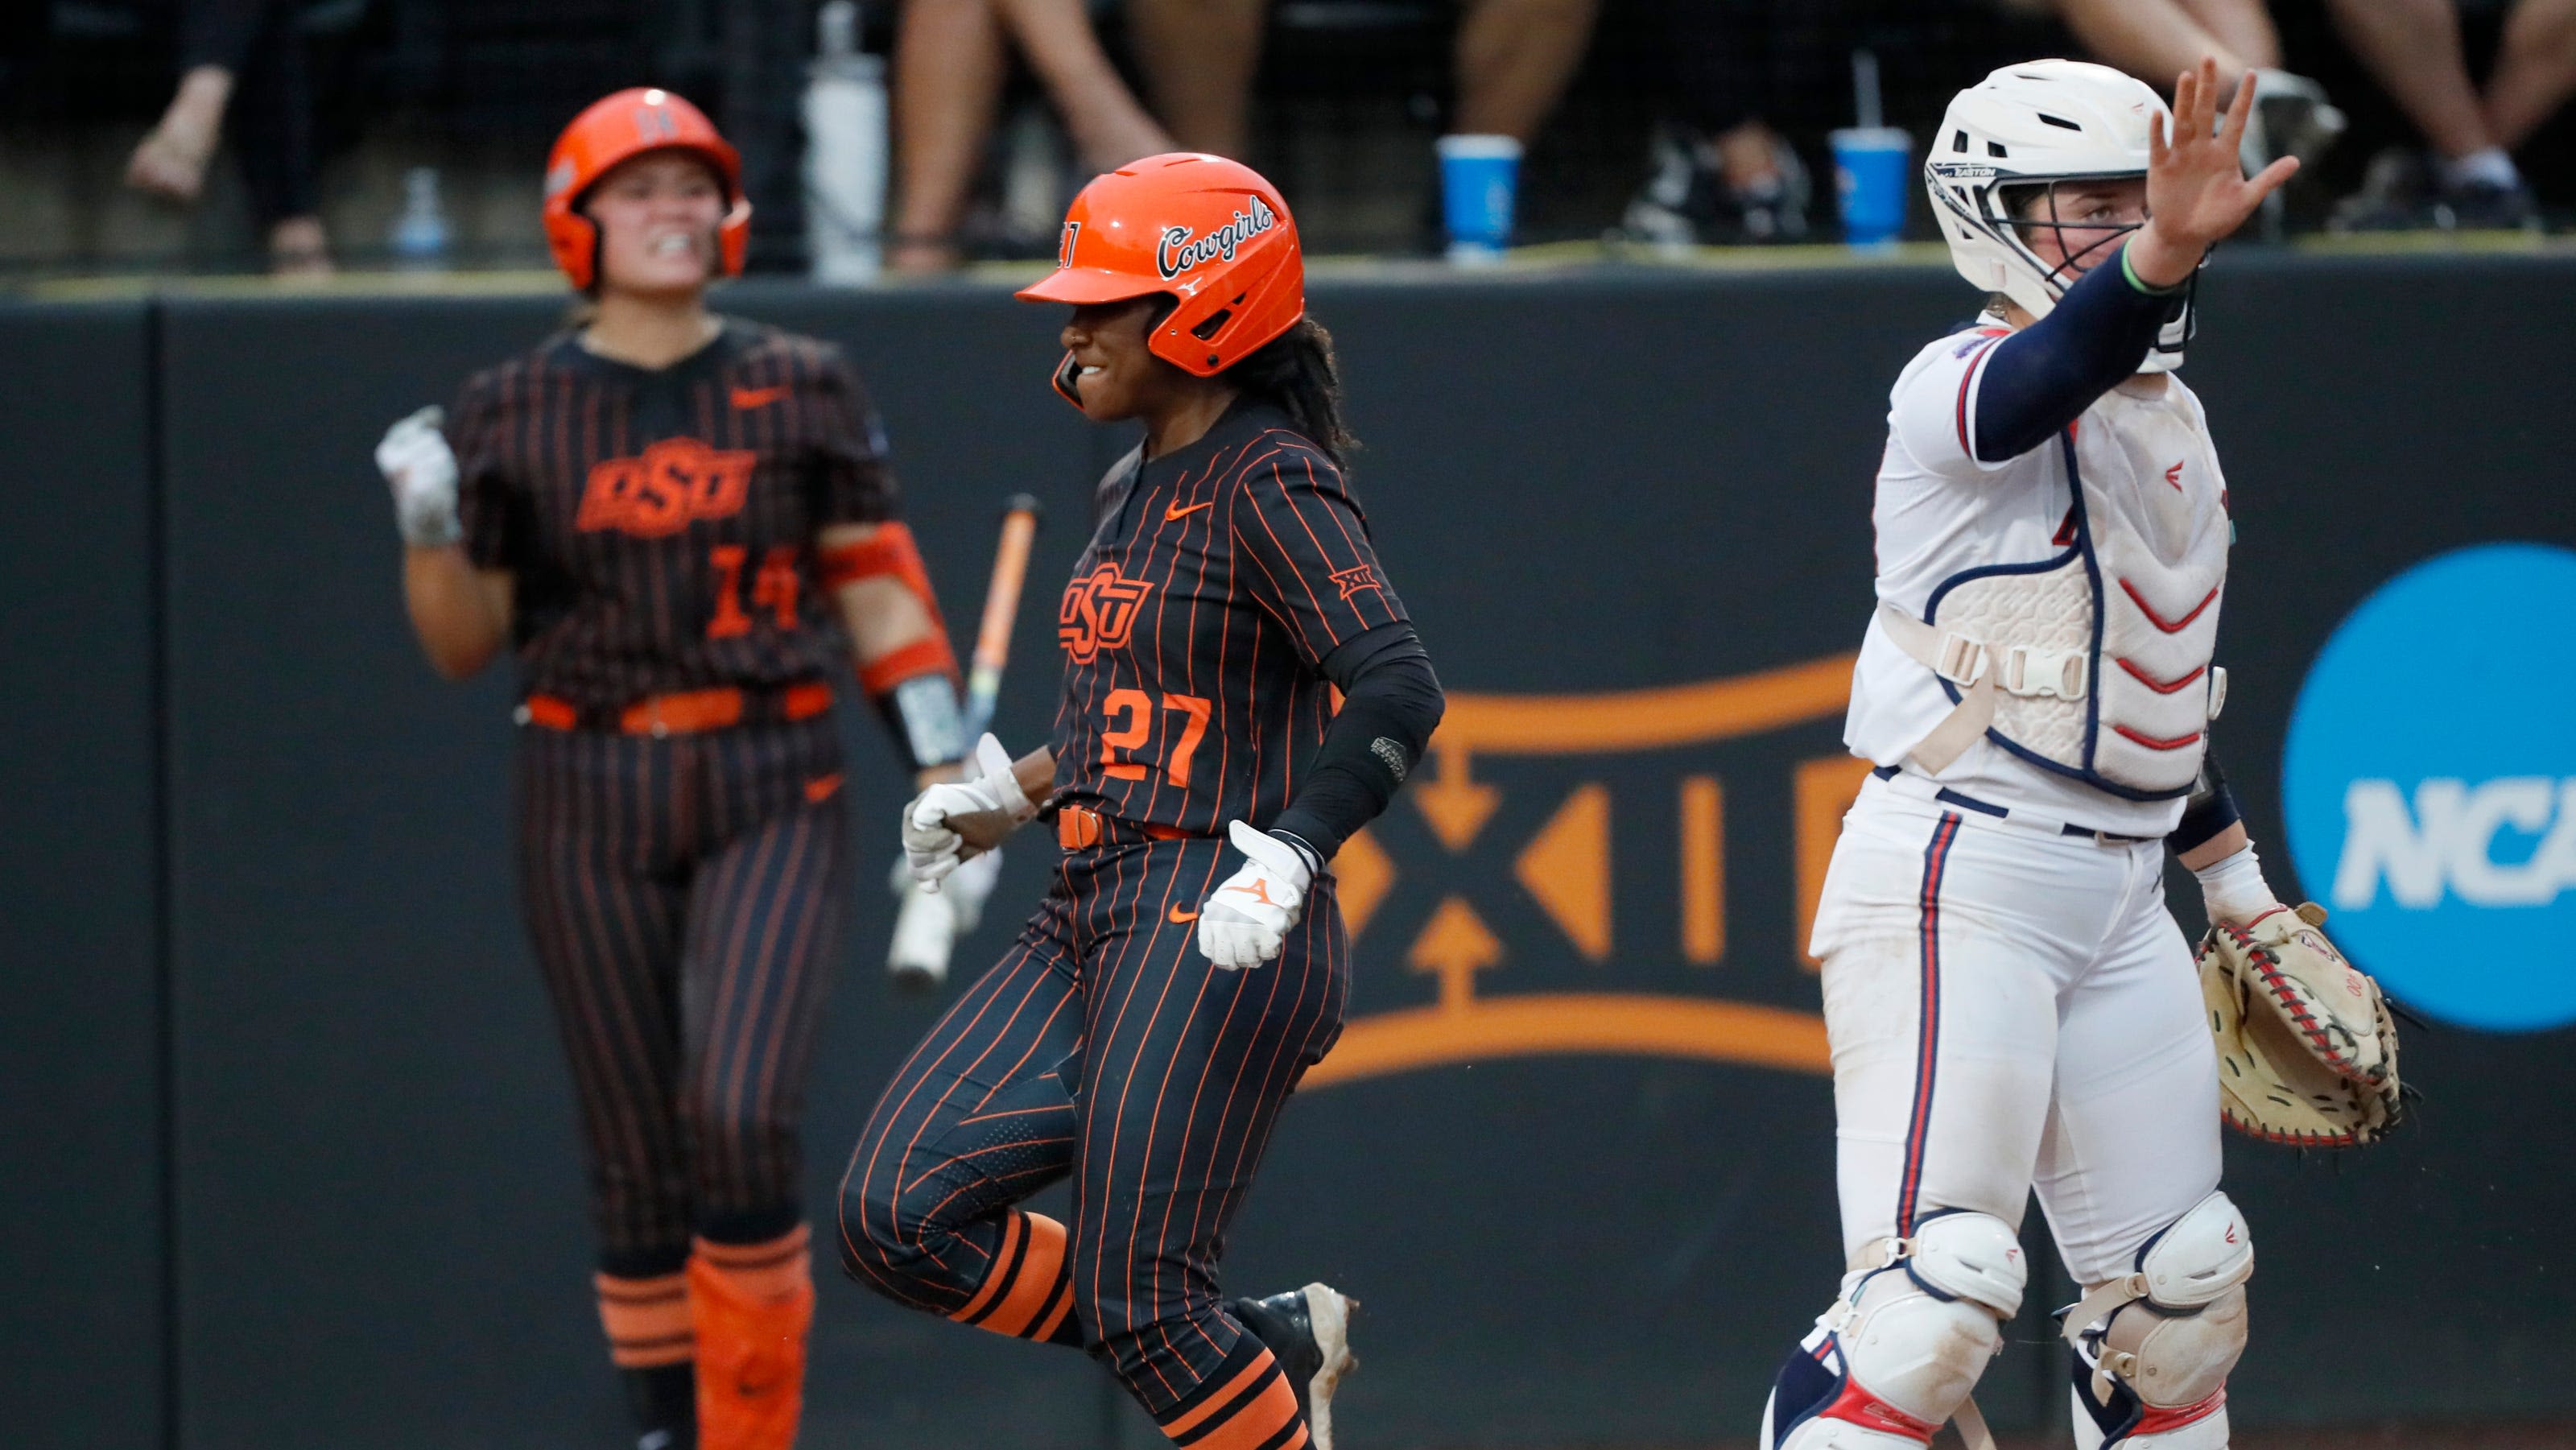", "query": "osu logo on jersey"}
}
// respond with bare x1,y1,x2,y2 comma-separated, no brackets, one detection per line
1059,562,1156,664
576,437,758,538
